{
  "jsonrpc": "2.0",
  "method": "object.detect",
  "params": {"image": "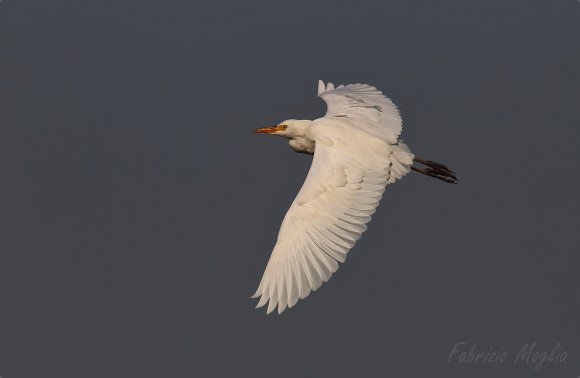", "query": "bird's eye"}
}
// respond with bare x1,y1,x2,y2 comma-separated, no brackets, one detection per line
279,125,288,130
